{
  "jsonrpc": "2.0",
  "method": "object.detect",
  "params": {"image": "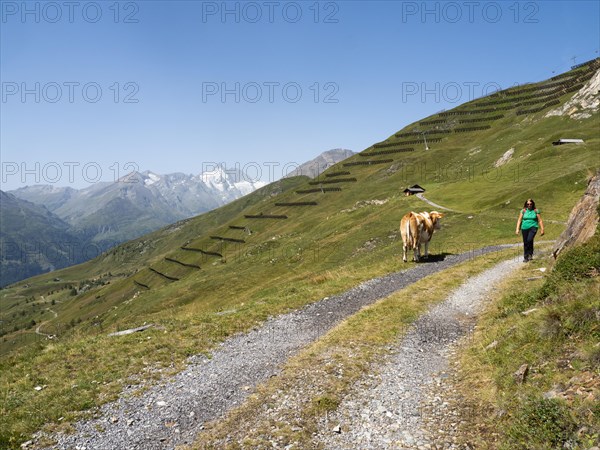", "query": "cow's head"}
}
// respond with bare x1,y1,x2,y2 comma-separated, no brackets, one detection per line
429,211,444,230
